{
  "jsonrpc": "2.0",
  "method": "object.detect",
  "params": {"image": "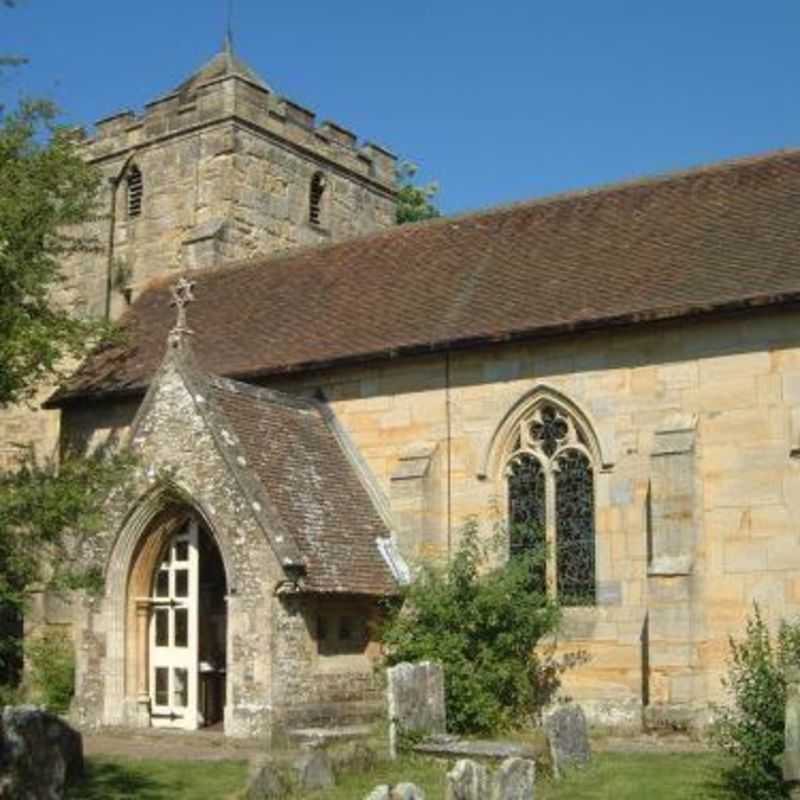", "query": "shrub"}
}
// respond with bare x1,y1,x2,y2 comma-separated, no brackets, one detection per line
0,446,136,686
382,518,580,735
710,604,800,800
0,682,19,707
25,629,75,714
